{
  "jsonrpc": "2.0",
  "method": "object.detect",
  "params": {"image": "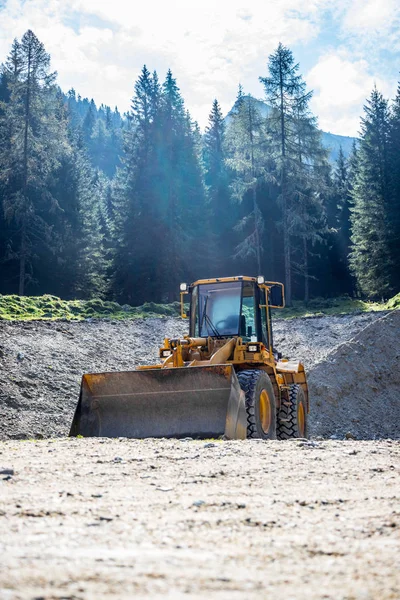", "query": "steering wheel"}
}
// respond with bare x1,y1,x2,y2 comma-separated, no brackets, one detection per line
215,319,229,328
